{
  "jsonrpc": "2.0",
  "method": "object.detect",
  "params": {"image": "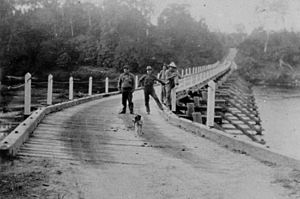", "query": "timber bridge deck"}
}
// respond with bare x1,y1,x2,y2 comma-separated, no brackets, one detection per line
1,56,300,198
0,57,267,159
